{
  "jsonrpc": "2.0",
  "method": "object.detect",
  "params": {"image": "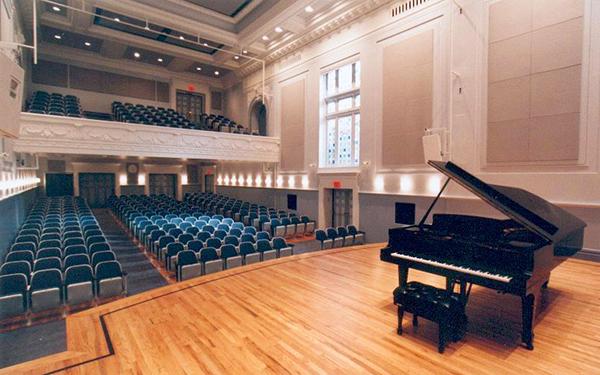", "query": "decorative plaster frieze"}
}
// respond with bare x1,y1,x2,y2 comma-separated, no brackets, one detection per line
15,113,280,162
238,0,392,77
